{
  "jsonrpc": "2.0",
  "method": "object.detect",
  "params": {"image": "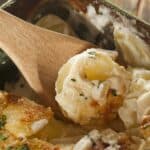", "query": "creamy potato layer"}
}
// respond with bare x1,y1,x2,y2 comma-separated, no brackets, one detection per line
0,91,52,138
56,48,131,125
119,68,150,138
0,125,147,150
0,92,147,150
